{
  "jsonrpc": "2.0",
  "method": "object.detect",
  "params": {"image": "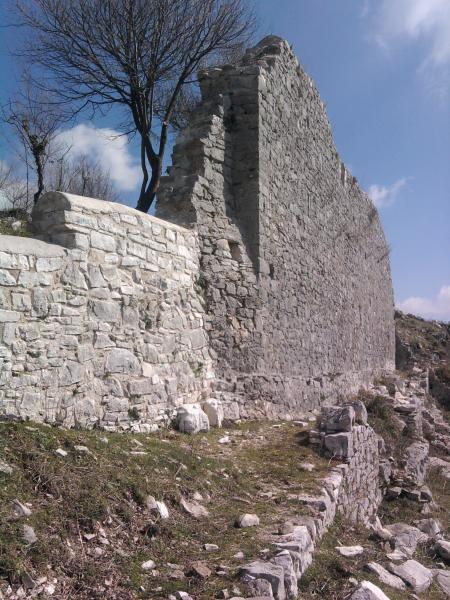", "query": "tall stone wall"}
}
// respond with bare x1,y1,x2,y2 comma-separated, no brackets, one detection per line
157,36,395,419
0,192,213,429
